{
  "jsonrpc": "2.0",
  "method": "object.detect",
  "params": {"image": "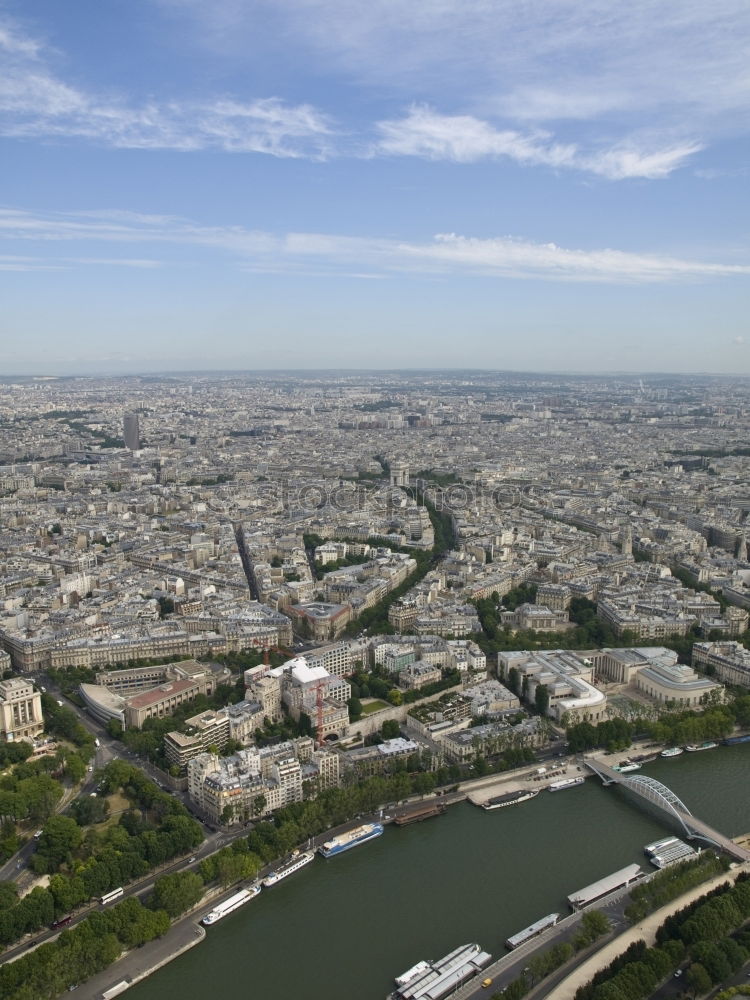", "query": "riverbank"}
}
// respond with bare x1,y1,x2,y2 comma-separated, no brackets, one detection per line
49,741,748,1000
546,861,750,1000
